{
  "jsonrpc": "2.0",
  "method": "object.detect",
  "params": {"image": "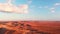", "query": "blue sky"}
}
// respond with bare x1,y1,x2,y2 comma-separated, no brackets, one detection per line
0,0,60,21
